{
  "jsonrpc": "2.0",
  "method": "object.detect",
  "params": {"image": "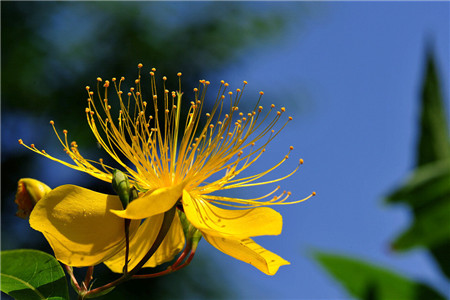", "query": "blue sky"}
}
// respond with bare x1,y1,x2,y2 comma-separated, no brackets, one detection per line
199,2,449,298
